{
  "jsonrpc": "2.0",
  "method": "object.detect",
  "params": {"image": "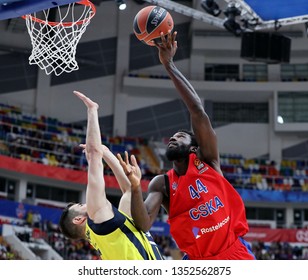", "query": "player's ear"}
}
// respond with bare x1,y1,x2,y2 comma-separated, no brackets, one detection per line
72,215,87,225
189,146,197,153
